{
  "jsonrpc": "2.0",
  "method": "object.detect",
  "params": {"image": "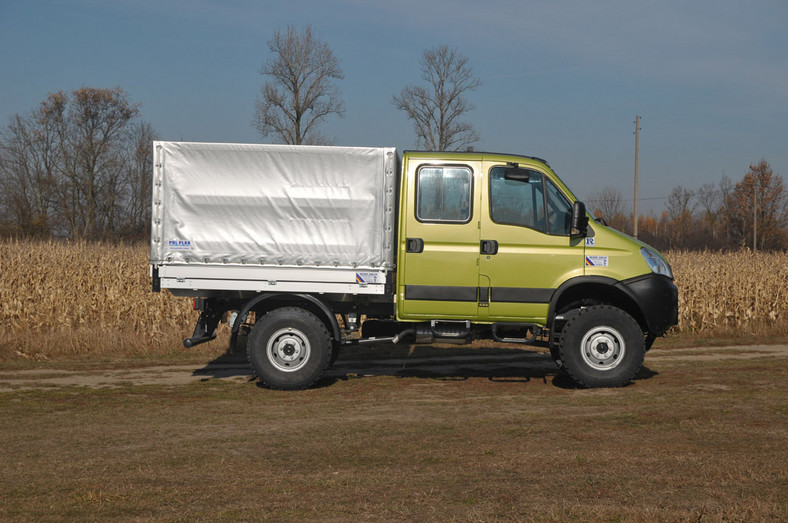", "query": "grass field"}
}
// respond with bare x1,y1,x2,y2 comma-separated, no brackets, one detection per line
1,344,786,521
